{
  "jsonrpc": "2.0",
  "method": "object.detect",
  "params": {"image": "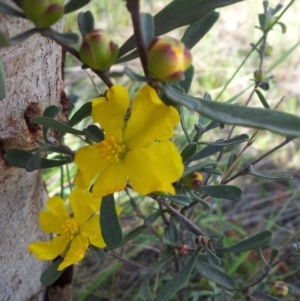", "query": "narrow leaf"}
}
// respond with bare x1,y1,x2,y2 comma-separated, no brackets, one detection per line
154,246,201,301
181,142,198,162
40,257,65,286
67,102,92,127
0,57,6,100
100,194,123,249
165,195,191,207
45,28,79,44
182,11,219,49
64,0,91,14
179,65,194,93
183,161,218,177
255,89,270,108
205,247,221,267
144,210,163,227
199,134,249,146
83,125,104,142
164,85,300,137
138,277,153,301
248,170,293,180
217,230,273,252
124,66,149,82
90,246,106,263
198,185,242,201
186,145,223,164
42,105,62,141
140,13,154,48
32,116,84,135
194,260,235,289
122,225,148,244
25,150,41,172
190,192,212,210
2,28,38,47
0,2,25,18
77,11,95,37
164,217,179,244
